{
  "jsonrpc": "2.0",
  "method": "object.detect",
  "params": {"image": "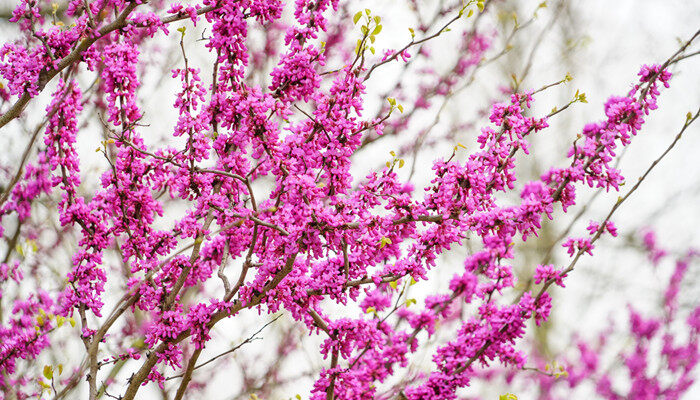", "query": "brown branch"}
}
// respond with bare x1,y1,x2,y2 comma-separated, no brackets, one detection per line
0,1,227,131
121,253,298,400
